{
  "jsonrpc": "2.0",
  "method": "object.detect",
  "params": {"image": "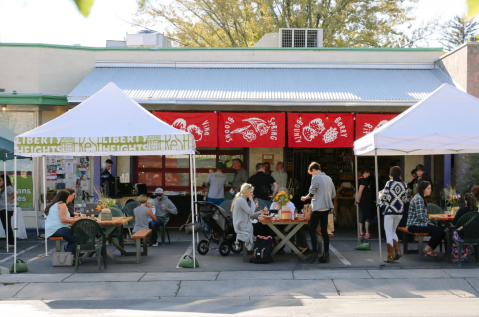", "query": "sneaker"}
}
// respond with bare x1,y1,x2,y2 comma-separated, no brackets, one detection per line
152,242,158,247
359,233,365,238
365,233,371,239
